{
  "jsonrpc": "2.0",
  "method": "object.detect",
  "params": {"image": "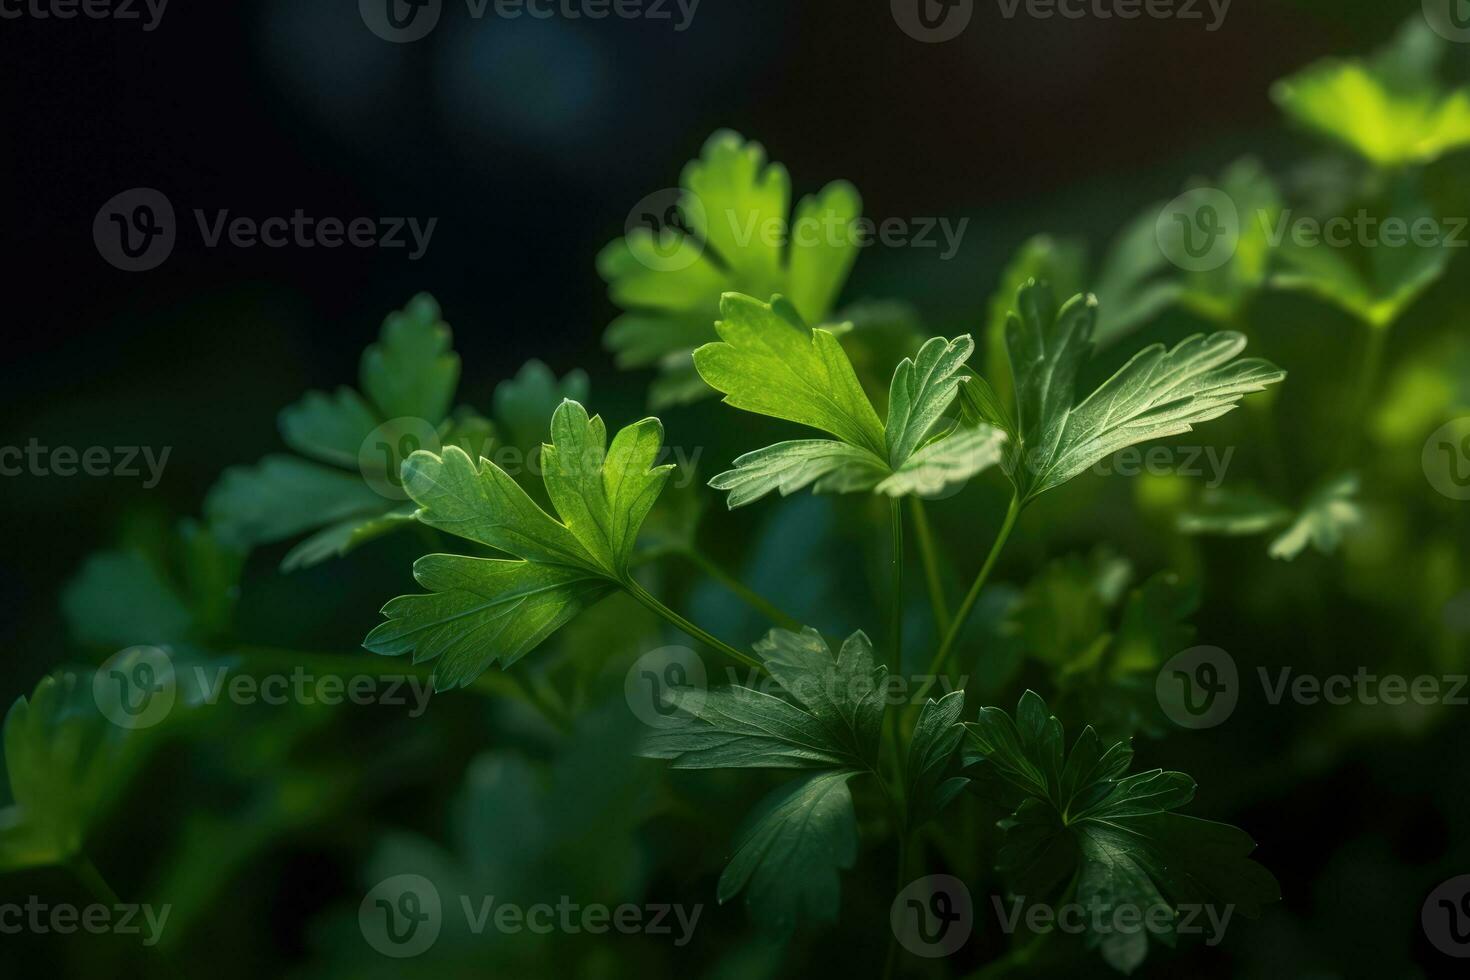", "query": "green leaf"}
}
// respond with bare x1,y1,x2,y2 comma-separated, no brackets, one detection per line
1090,209,1183,348
1178,474,1361,562
1005,281,1285,502
206,295,468,570
359,293,461,423
708,440,887,509
62,520,243,648
363,556,616,689
695,293,887,455
966,692,1279,973
1177,486,1294,537
641,627,887,771
367,400,673,686
701,295,1005,506
906,691,969,827
1267,472,1362,560
716,770,859,933
1176,158,1283,326
985,235,1088,407
493,359,590,461
1271,188,1452,330
1272,18,1470,167
600,130,863,407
